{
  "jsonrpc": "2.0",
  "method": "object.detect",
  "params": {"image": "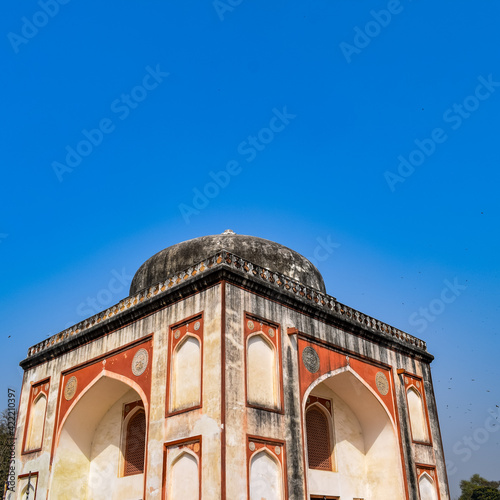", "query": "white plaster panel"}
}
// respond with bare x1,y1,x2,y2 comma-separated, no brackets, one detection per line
171,336,201,411
247,335,276,408
168,452,199,500
249,451,283,500
25,394,46,451
419,475,439,500
408,388,429,442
